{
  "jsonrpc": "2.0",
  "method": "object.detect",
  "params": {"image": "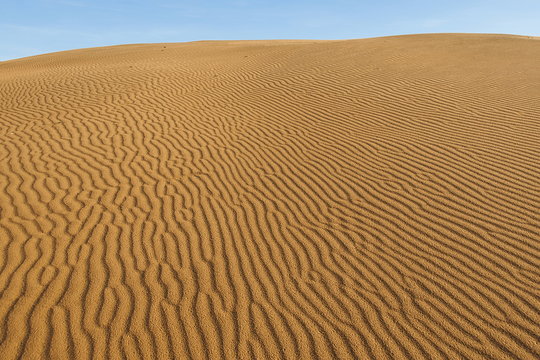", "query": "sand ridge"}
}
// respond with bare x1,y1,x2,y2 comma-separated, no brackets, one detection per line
0,33,539,359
